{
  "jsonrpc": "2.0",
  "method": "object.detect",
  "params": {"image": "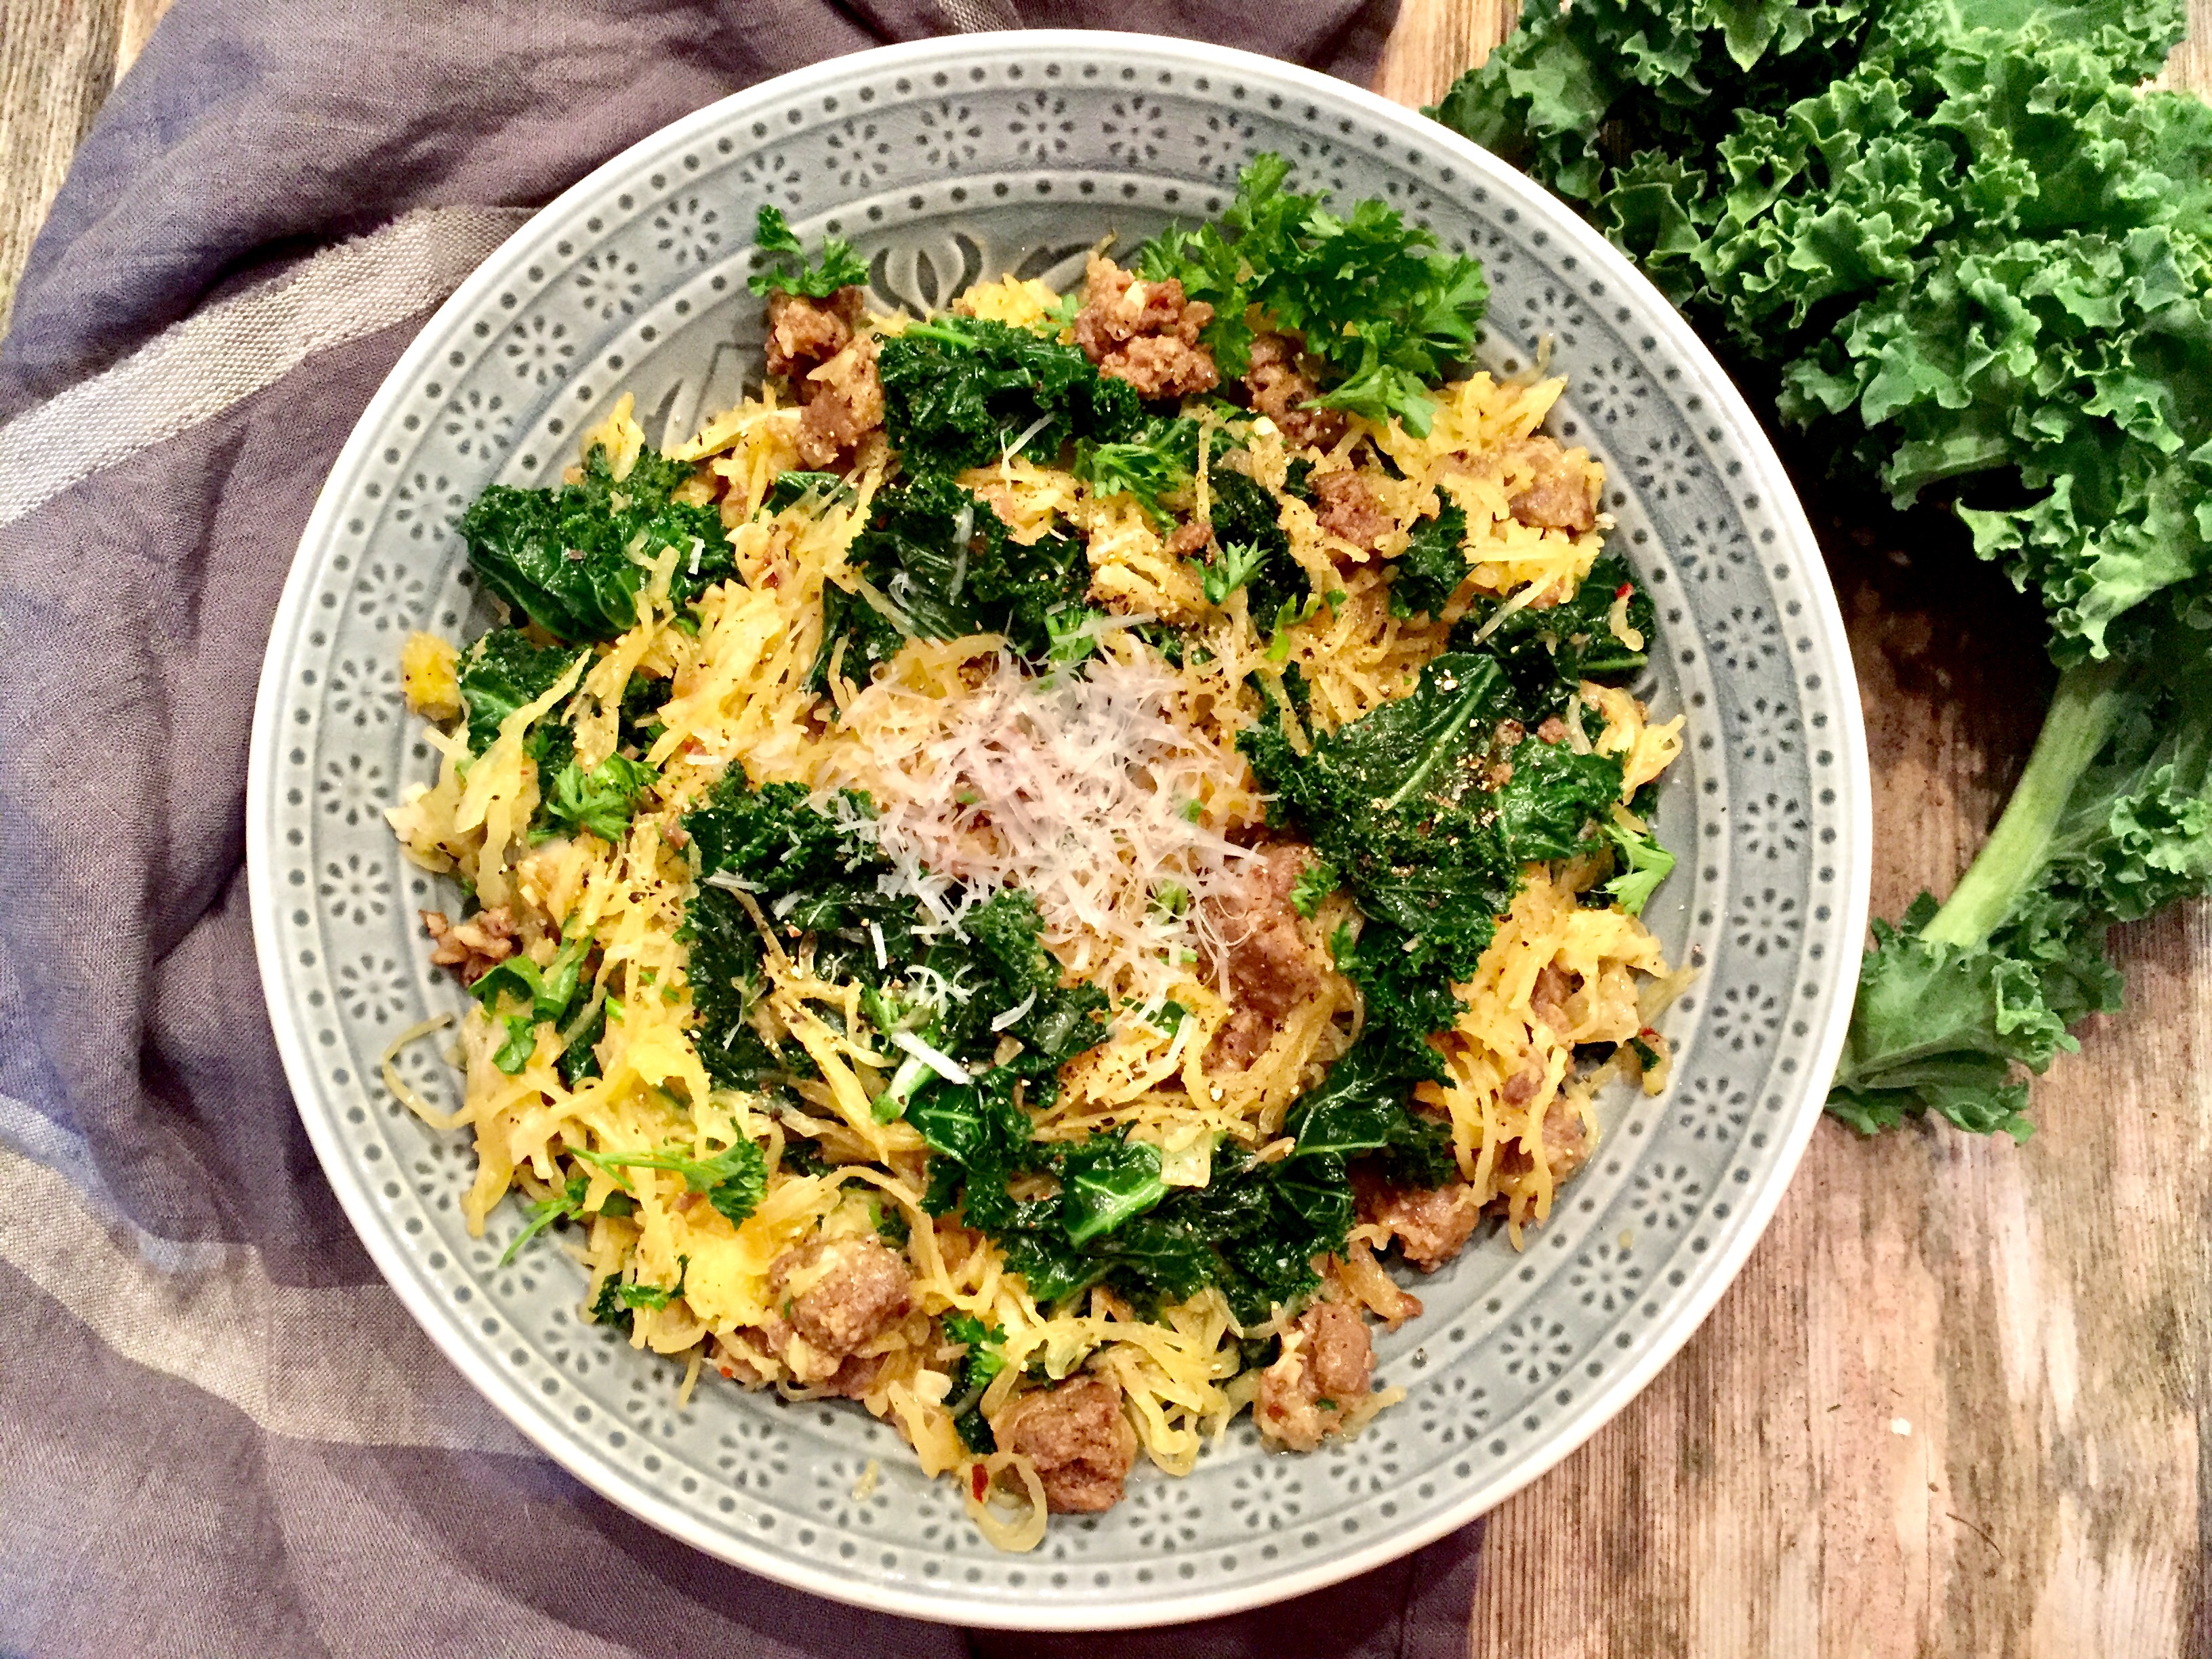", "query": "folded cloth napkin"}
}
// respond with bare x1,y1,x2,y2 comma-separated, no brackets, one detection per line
0,1,1489,1652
